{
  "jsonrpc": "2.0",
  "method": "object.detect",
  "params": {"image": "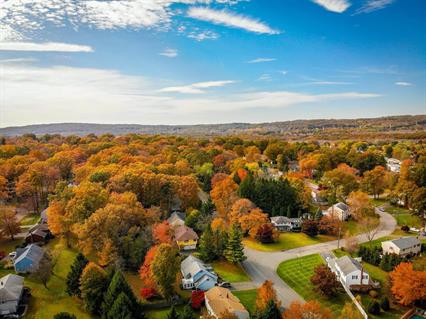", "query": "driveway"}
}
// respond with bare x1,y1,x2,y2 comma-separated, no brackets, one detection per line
241,209,397,308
